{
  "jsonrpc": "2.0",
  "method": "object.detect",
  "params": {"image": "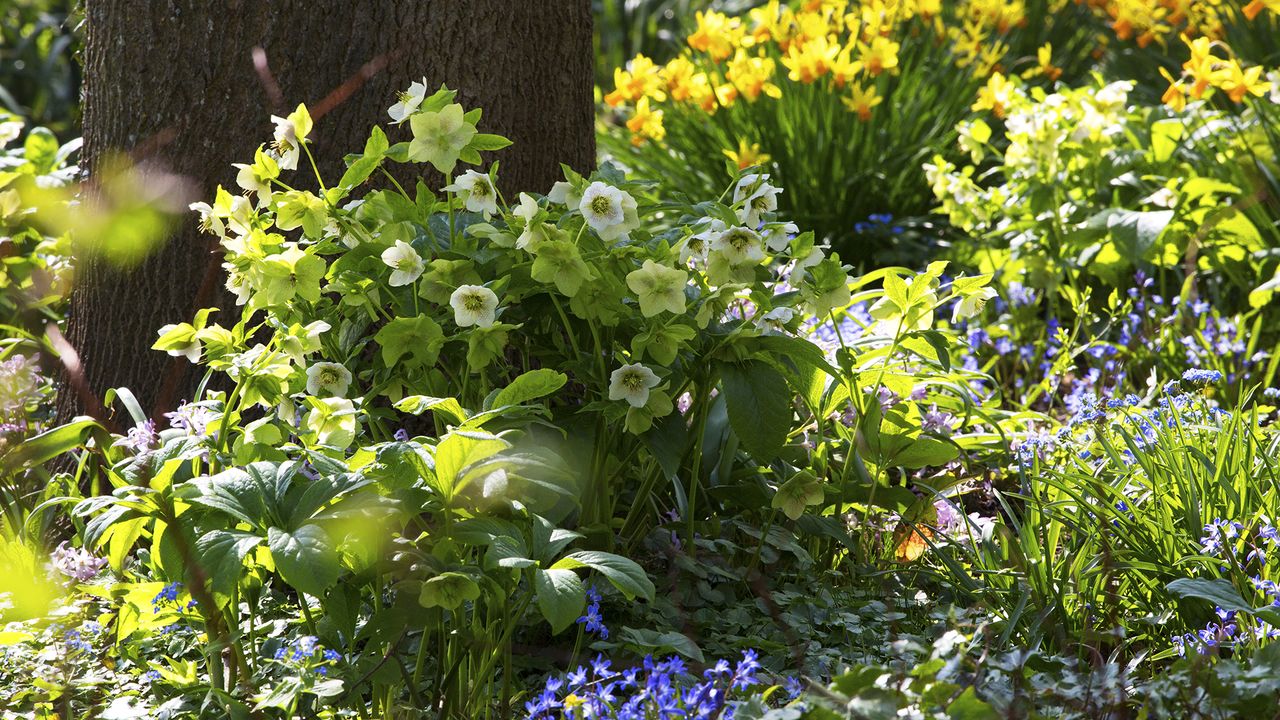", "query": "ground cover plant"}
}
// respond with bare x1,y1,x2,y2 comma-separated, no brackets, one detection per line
4,1,1280,719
